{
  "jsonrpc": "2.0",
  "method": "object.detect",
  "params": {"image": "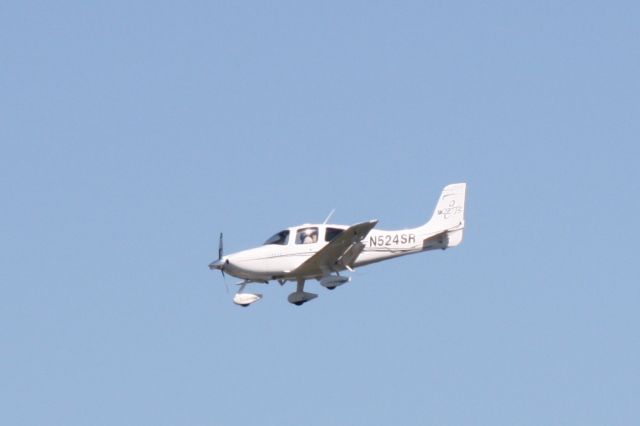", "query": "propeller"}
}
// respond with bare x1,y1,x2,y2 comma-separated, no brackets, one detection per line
218,233,225,278
218,233,228,293
208,233,229,293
